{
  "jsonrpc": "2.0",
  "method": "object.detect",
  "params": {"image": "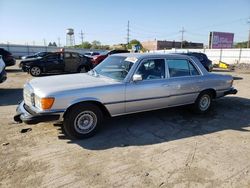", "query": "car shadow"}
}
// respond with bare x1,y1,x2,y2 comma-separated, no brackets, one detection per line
212,69,234,73
5,68,23,73
233,76,243,80
0,88,23,106
57,96,250,150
